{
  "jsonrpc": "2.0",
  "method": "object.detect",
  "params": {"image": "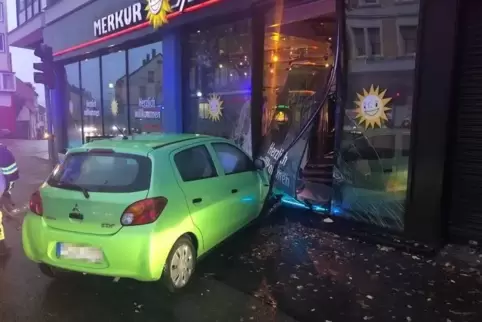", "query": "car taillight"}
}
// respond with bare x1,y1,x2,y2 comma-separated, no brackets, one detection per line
29,191,43,216
120,197,168,226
